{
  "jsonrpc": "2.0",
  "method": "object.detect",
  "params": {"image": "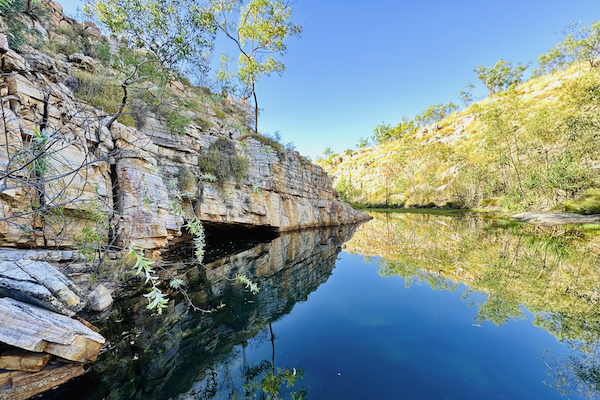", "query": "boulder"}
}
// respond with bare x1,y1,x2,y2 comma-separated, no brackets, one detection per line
0,297,105,363
19,45,58,74
83,21,102,39
68,53,97,72
87,284,113,312
0,260,86,316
